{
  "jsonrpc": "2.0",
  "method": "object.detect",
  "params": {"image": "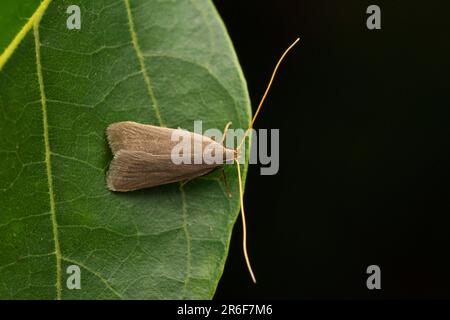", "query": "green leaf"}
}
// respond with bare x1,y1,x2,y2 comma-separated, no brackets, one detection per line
0,0,41,55
0,0,251,299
